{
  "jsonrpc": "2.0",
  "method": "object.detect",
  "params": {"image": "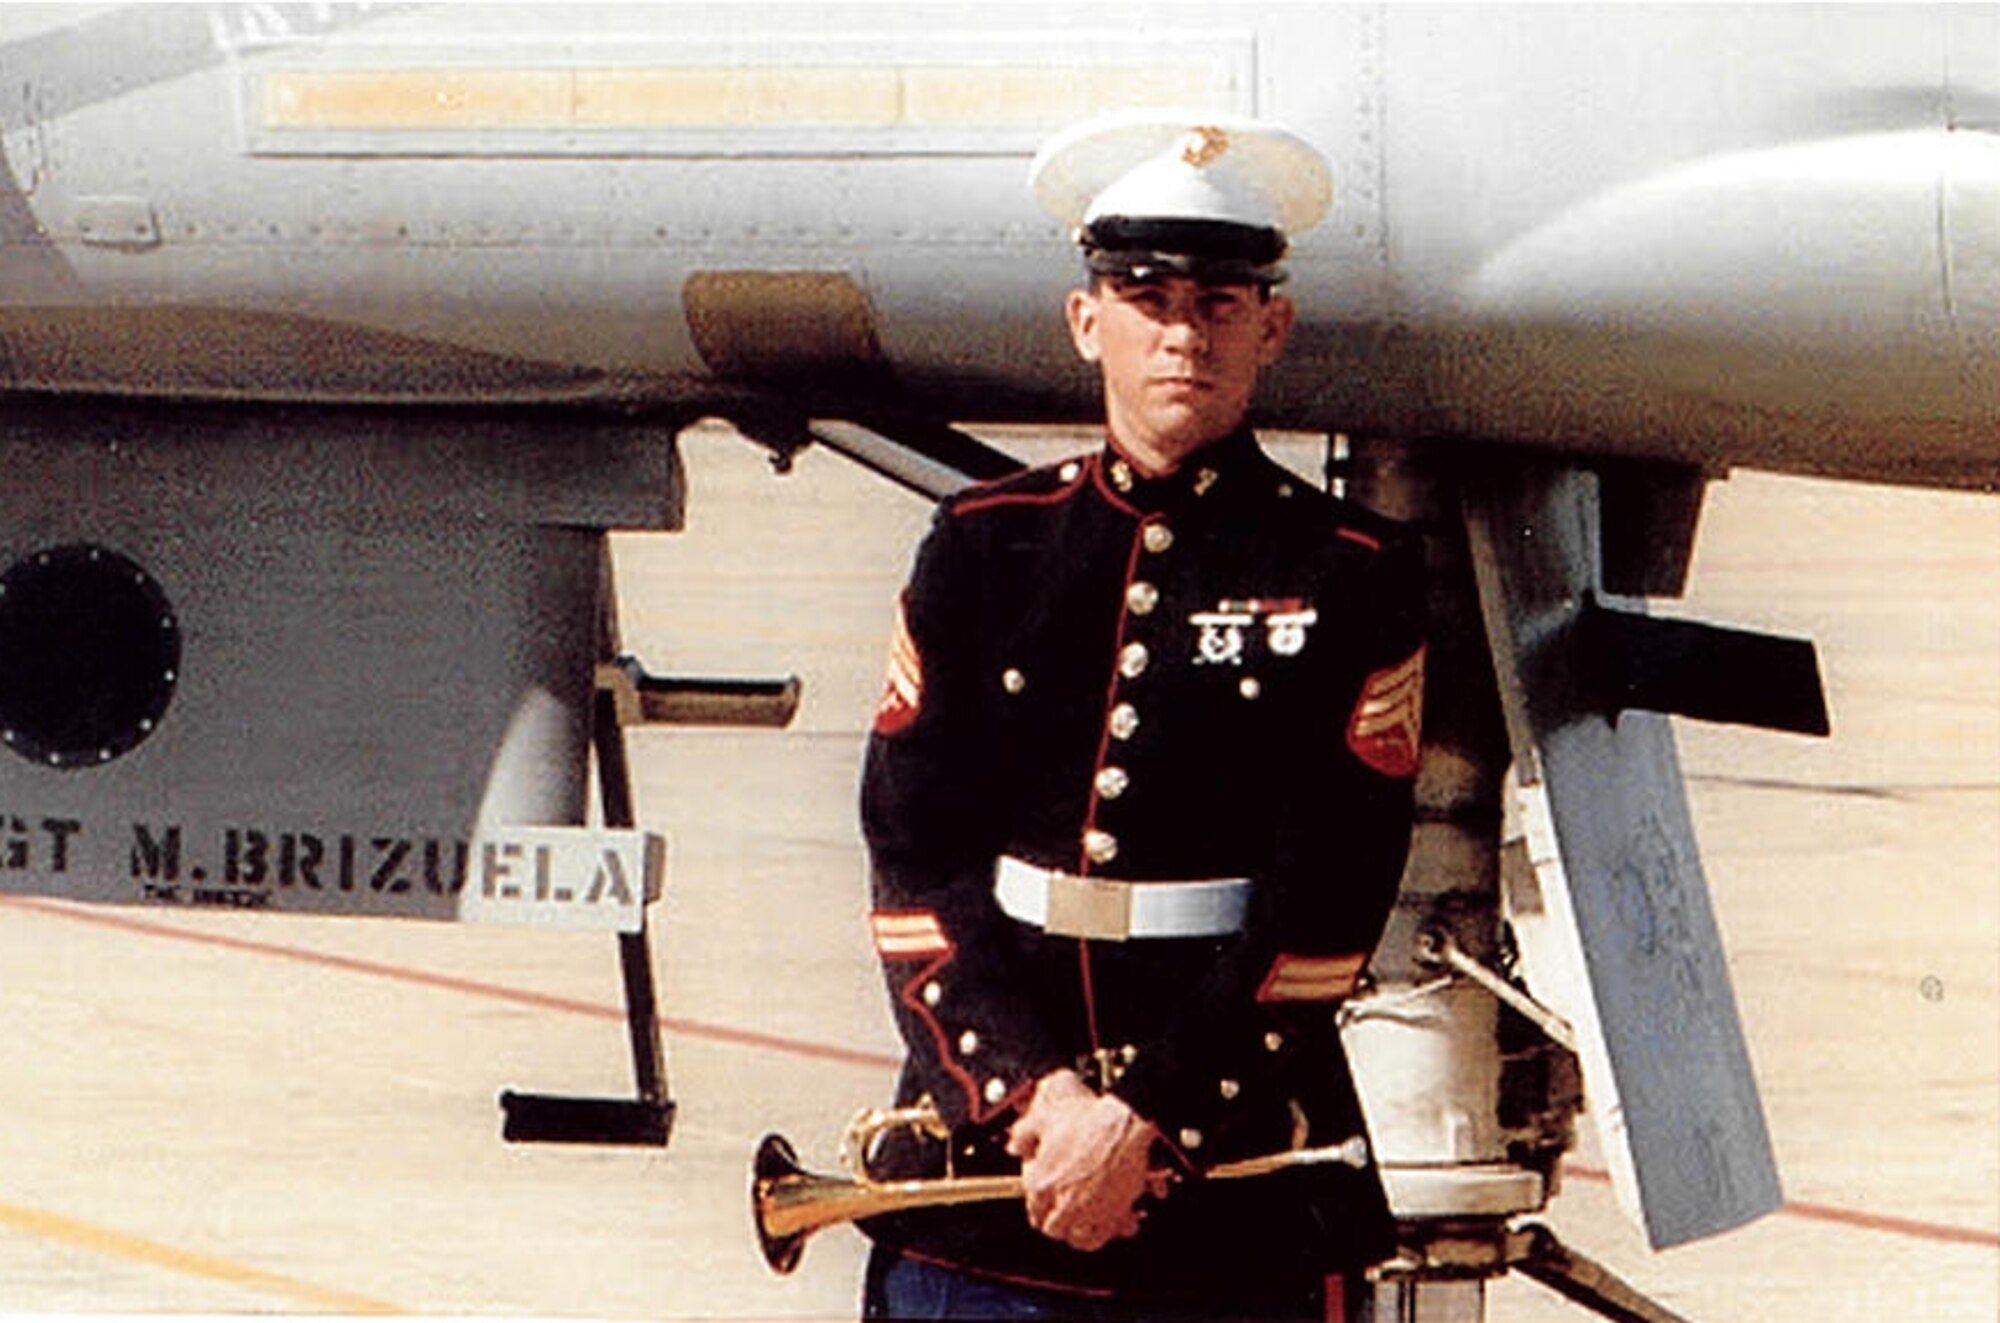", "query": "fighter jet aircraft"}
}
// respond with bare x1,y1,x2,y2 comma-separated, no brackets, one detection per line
0,5,1992,1320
